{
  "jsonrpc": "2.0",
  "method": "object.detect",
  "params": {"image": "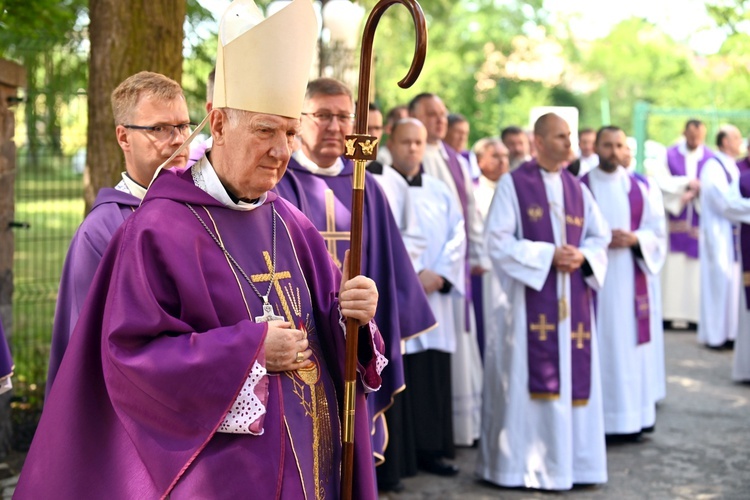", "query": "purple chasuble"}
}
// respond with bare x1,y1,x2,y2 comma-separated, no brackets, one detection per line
511,160,592,404
666,145,714,258
275,157,436,462
737,156,750,175
46,187,139,396
738,171,750,308
17,168,384,500
0,317,13,385
582,172,650,344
